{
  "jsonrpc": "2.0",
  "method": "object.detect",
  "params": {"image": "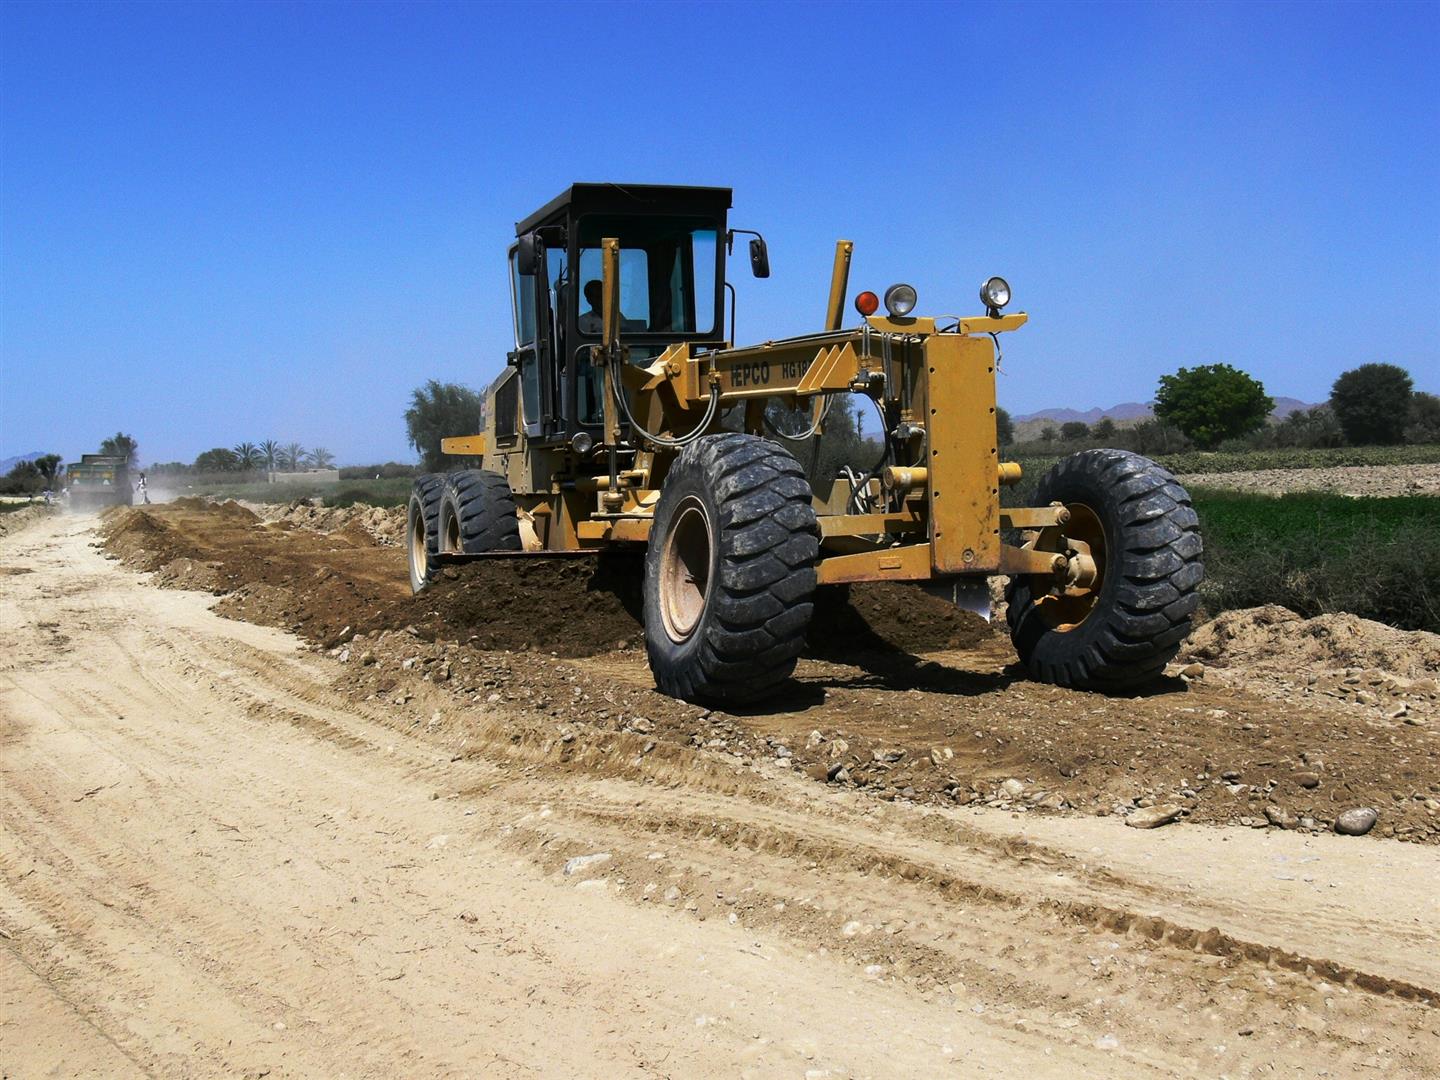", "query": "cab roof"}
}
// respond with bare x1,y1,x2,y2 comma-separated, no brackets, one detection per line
516,183,733,236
